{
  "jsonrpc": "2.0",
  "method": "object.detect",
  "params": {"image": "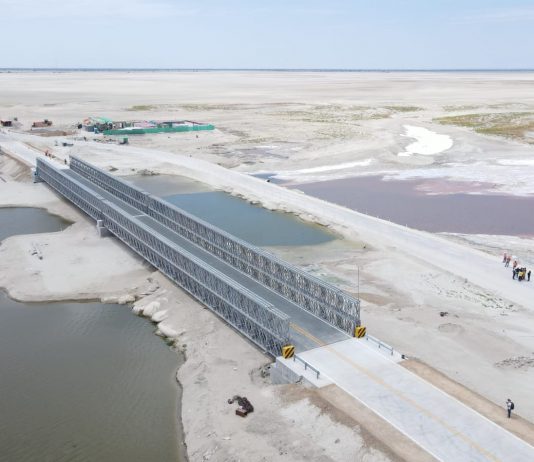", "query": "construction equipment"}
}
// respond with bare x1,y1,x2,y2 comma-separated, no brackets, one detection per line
32,119,53,128
228,395,254,417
